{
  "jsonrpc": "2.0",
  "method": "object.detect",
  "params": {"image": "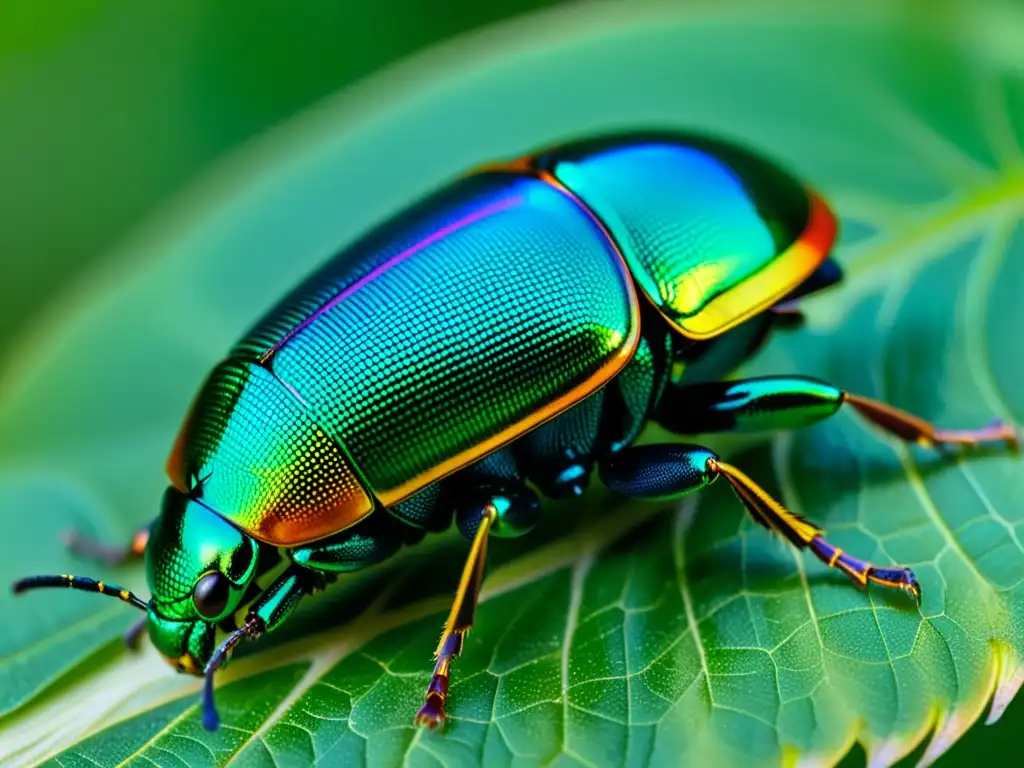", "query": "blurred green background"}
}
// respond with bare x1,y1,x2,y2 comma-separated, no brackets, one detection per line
0,0,559,364
1,1,1020,765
